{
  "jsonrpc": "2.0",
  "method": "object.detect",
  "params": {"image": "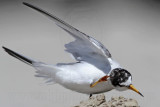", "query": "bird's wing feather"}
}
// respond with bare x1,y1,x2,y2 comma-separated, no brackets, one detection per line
23,2,112,73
